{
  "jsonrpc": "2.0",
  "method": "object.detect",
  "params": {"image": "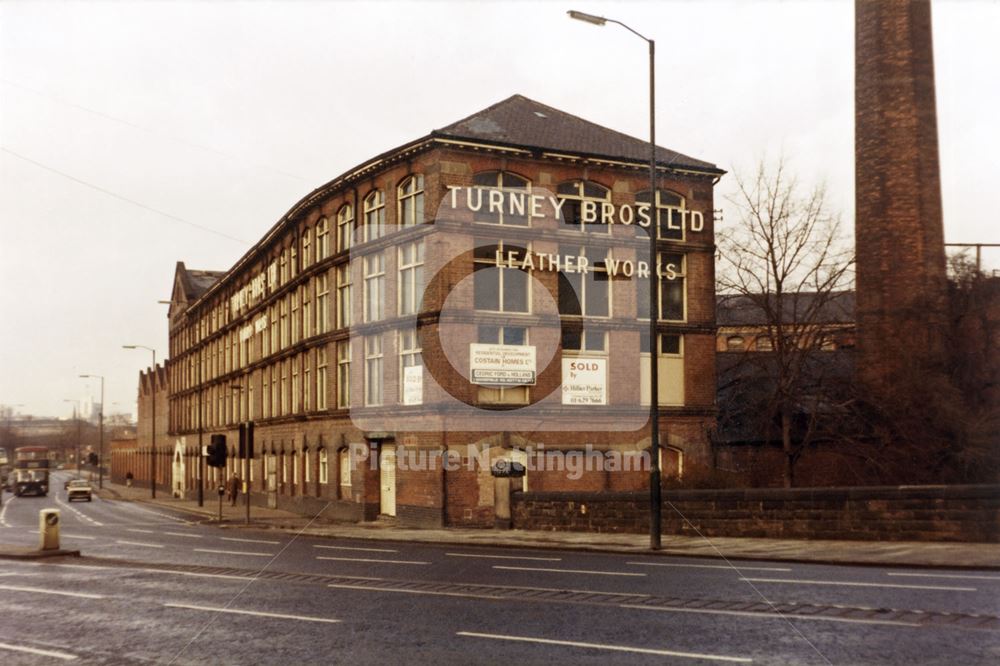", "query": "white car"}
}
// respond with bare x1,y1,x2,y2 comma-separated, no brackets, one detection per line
66,479,93,502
